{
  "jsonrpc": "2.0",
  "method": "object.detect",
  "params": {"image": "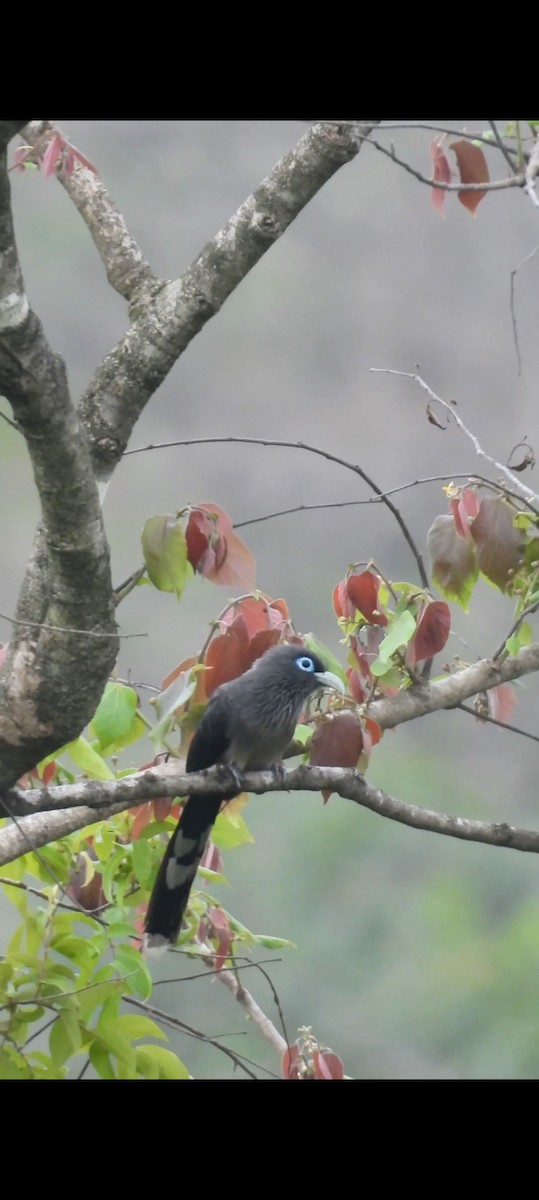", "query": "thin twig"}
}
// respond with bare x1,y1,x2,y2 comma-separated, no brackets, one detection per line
124,995,278,1079
371,369,539,504
492,600,539,661
369,136,523,192
0,612,145,639
488,121,519,173
310,122,521,158
123,435,429,590
113,567,147,606
458,702,539,744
